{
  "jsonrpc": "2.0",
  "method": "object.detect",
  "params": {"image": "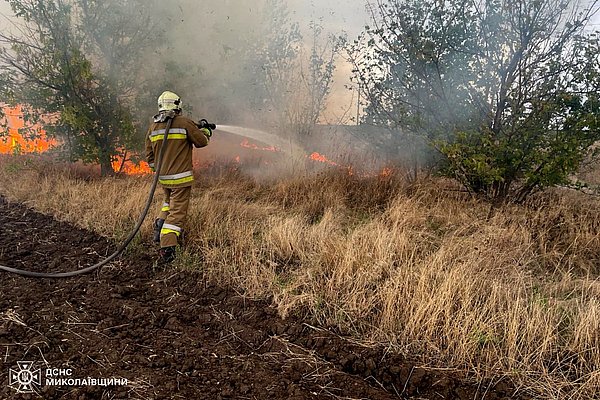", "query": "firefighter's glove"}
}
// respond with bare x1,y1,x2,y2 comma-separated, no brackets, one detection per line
201,127,212,139
196,119,216,140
